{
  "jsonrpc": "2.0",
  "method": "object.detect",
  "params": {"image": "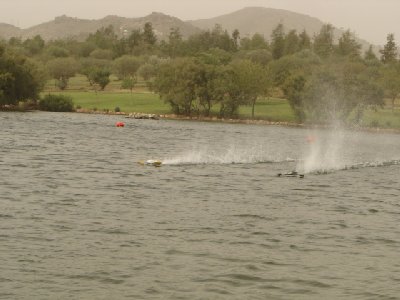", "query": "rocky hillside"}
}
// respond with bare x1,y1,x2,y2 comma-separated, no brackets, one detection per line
190,7,326,38
0,23,22,39
0,7,375,50
189,7,373,49
0,12,200,41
